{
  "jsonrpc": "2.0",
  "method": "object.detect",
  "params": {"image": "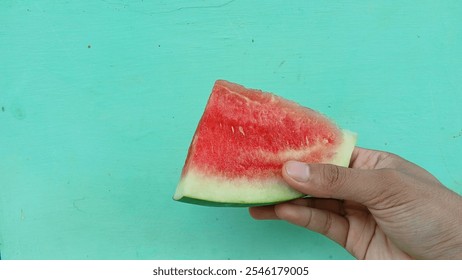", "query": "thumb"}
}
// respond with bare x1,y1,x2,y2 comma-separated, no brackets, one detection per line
282,161,392,206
